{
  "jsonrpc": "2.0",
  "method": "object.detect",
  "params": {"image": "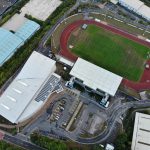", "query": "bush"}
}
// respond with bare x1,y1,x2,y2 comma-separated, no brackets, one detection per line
30,133,67,150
